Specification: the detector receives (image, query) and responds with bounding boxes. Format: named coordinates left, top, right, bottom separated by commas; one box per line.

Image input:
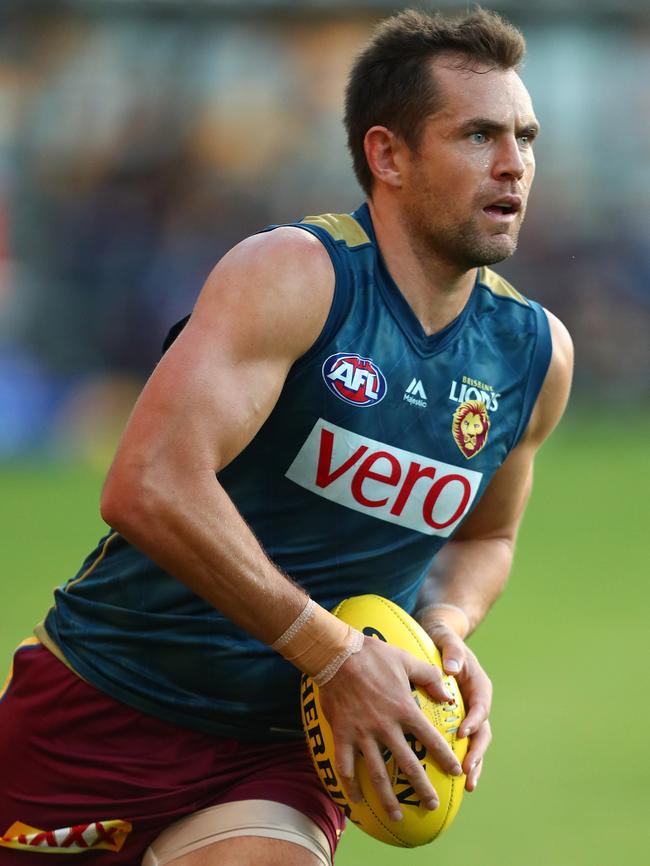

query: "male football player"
left=0, top=8, right=572, bottom=866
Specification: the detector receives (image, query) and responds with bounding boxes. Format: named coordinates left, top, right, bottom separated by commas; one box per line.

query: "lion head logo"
left=452, top=400, right=490, bottom=459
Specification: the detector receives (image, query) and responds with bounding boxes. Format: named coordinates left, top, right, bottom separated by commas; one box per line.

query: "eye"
left=469, top=131, right=488, bottom=145
left=517, top=130, right=537, bottom=147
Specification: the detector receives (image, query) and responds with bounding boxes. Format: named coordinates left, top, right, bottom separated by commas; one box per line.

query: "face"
left=461, top=412, right=484, bottom=450
left=399, top=56, right=539, bottom=270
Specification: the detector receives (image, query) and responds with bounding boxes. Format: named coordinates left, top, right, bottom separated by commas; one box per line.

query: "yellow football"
left=300, top=594, right=468, bottom=847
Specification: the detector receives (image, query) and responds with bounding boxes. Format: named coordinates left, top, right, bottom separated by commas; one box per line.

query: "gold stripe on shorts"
left=0, top=637, right=41, bottom=701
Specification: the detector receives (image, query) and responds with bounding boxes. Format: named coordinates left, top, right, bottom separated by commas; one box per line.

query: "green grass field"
left=1, top=412, right=646, bottom=865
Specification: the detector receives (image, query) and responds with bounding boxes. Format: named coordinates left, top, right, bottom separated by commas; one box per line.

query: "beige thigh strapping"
left=142, top=799, right=332, bottom=866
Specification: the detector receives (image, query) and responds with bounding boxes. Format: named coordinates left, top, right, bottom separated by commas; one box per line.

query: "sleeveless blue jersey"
left=40, top=203, right=551, bottom=740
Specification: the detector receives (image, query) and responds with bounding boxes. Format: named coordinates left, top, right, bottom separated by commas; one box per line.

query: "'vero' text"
left=286, top=420, right=482, bottom=537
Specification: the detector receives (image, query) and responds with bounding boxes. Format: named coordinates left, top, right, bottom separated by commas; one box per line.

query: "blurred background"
left=0, top=1, right=647, bottom=864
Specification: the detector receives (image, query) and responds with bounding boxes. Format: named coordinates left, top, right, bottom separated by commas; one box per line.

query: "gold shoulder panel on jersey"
left=301, top=213, right=371, bottom=248
left=480, top=267, right=529, bottom=306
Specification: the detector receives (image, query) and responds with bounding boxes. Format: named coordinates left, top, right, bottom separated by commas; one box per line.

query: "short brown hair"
left=344, top=7, right=526, bottom=195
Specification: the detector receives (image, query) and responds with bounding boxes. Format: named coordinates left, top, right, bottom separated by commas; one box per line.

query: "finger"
left=465, top=757, right=484, bottom=792
left=408, top=713, right=463, bottom=778
left=403, top=654, right=454, bottom=704
left=458, top=698, right=490, bottom=739
left=335, top=741, right=362, bottom=803
left=462, top=720, right=492, bottom=779
left=360, top=737, right=403, bottom=822
left=387, top=737, right=439, bottom=812
left=429, top=626, right=466, bottom=676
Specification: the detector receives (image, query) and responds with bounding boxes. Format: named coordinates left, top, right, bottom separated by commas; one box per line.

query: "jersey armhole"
left=510, top=302, right=553, bottom=448
left=258, top=222, right=353, bottom=377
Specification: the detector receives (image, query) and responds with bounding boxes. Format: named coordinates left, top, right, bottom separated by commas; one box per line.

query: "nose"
left=492, top=135, right=526, bottom=181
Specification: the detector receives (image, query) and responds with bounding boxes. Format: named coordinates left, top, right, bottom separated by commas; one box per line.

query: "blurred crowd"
left=0, top=2, right=648, bottom=460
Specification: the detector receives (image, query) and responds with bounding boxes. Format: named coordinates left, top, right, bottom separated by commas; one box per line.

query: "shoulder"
left=523, top=308, right=574, bottom=447
left=203, top=225, right=334, bottom=303
left=544, top=308, right=574, bottom=370
left=192, top=225, right=336, bottom=363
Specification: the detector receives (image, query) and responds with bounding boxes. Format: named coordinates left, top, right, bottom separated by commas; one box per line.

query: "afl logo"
left=322, top=353, right=387, bottom=407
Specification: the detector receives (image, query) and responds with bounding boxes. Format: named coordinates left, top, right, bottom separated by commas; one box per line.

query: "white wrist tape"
left=271, top=597, right=364, bottom=684
left=419, top=602, right=470, bottom=639
left=313, top=628, right=364, bottom=687
left=271, top=598, right=316, bottom=651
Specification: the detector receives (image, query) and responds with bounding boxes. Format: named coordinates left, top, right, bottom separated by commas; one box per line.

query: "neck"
left=367, top=197, right=477, bottom=336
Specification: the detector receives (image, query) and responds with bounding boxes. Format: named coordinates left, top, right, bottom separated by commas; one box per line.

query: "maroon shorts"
left=0, top=641, right=345, bottom=863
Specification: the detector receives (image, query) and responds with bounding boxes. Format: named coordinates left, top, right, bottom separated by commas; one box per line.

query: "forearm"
left=415, top=536, right=515, bottom=638
left=101, top=465, right=310, bottom=645
left=102, top=464, right=364, bottom=685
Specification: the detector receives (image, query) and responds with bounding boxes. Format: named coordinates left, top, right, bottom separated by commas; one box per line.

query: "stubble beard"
left=431, top=217, right=520, bottom=270
left=403, top=185, right=526, bottom=273
left=413, top=210, right=523, bottom=272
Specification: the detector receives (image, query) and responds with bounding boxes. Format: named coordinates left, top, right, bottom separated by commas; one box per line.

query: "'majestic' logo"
left=322, top=353, right=387, bottom=407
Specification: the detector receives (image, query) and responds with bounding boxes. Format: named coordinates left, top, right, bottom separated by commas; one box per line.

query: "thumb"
left=399, top=650, right=455, bottom=703
left=427, top=623, right=466, bottom=677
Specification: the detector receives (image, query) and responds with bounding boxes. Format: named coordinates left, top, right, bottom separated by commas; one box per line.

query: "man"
left=0, top=8, right=572, bottom=866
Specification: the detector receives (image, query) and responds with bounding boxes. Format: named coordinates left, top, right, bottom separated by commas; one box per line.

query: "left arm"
left=415, top=310, right=574, bottom=790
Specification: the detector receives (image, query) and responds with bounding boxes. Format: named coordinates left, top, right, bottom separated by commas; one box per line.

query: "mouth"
left=482, top=195, right=522, bottom=224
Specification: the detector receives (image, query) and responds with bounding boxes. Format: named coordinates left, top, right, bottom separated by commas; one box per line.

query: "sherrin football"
left=300, top=594, right=468, bottom=847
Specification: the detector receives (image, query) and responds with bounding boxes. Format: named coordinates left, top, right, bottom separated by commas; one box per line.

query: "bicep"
left=122, top=316, right=287, bottom=476
left=108, top=229, right=334, bottom=478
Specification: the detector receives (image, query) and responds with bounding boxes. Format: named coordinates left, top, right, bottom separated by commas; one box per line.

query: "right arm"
left=100, top=227, right=459, bottom=820
left=101, top=228, right=327, bottom=642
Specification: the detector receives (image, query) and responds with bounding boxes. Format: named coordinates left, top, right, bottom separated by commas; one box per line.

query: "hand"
left=317, top=636, right=464, bottom=822
left=423, top=620, right=493, bottom=792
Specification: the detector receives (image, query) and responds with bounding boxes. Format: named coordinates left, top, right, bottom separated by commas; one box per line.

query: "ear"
left=363, top=126, right=405, bottom=190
